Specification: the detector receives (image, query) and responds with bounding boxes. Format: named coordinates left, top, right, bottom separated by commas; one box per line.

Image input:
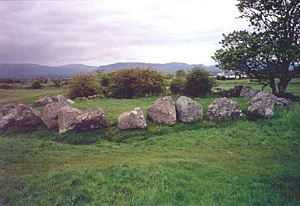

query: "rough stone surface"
left=58, top=106, right=82, bottom=133
left=0, top=113, right=16, bottom=130
left=32, top=97, right=54, bottom=107
left=0, top=104, right=42, bottom=130
left=76, top=108, right=108, bottom=131
left=175, top=96, right=202, bottom=123
left=147, top=96, right=176, bottom=125
left=207, top=98, right=241, bottom=122
left=2, top=103, right=16, bottom=116
left=42, top=101, right=68, bottom=129
left=248, top=91, right=291, bottom=117
left=240, top=86, right=260, bottom=97
left=13, top=104, right=43, bottom=127
left=118, top=108, right=147, bottom=130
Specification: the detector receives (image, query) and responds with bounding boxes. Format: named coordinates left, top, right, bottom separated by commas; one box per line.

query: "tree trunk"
left=277, top=77, right=290, bottom=94
left=269, top=77, right=277, bottom=94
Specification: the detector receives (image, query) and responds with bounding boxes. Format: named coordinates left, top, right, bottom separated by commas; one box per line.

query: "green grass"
left=0, top=80, right=300, bottom=205
left=0, top=88, right=66, bottom=109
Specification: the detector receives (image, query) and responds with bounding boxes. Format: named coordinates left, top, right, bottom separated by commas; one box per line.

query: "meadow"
left=0, top=79, right=299, bottom=205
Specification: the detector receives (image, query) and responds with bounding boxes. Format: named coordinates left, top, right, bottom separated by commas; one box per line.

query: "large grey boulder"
left=118, top=108, right=147, bottom=130
left=2, top=103, right=16, bottom=116
left=207, top=98, right=241, bottom=122
left=248, top=91, right=291, bottom=117
left=240, top=87, right=260, bottom=97
left=175, top=96, right=202, bottom=123
left=76, top=108, right=108, bottom=131
left=42, top=101, right=68, bottom=129
left=147, top=96, right=176, bottom=125
left=58, top=106, right=82, bottom=133
left=0, top=104, right=43, bottom=130
left=32, top=96, right=54, bottom=107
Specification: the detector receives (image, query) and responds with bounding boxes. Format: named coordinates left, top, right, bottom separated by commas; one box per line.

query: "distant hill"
left=0, top=64, right=97, bottom=78
left=0, top=62, right=220, bottom=78
left=98, top=62, right=221, bottom=74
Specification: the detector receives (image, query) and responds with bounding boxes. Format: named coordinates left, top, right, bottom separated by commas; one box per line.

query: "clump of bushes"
left=31, top=81, right=43, bottom=89
left=170, top=67, right=215, bottom=97
left=103, top=68, right=166, bottom=99
left=68, top=74, right=99, bottom=99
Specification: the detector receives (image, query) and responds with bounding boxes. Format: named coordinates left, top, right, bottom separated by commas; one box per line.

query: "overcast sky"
left=0, top=0, right=248, bottom=66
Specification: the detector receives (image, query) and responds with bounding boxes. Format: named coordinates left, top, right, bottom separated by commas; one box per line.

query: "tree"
left=185, top=67, right=214, bottom=97
left=212, top=0, right=300, bottom=94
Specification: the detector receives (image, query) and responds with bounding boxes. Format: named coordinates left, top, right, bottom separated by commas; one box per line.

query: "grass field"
left=0, top=79, right=300, bottom=205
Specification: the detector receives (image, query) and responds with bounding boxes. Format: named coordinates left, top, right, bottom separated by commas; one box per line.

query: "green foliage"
left=213, top=0, right=300, bottom=94
left=170, top=68, right=214, bottom=97
left=170, top=70, right=187, bottom=95
left=68, top=74, right=99, bottom=99
left=31, top=80, right=43, bottom=89
left=105, top=68, right=166, bottom=98
left=185, top=67, right=214, bottom=97
left=51, top=78, right=61, bottom=87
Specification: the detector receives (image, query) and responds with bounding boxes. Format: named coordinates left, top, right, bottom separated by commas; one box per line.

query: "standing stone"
left=76, top=108, right=108, bottom=131
left=58, top=106, right=82, bottom=133
left=2, top=103, right=16, bottom=116
left=118, top=107, right=147, bottom=130
left=175, top=96, right=202, bottom=123
left=147, top=96, right=176, bottom=125
left=207, top=97, right=241, bottom=122
left=42, top=101, right=68, bottom=129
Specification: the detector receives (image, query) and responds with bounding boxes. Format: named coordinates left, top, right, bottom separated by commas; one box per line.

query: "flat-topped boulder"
left=207, top=97, right=241, bottom=122
left=147, top=96, right=176, bottom=125
left=176, top=96, right=202, bottom=123
left=118, top=107, right=147, bottom=130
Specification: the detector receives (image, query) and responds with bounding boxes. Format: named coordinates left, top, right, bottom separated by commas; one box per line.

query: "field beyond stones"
left=0, top=79, right=300, bottom=205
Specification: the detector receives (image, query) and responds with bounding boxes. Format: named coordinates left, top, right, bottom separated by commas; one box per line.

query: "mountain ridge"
left=0, top=62, right=220, bottom=78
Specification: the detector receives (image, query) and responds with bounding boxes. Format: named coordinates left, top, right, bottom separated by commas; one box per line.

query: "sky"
left=0, top=0, right=248, bottom=66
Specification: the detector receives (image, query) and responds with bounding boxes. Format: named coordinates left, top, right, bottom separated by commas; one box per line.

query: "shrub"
left=105, top=68, right=166, bottom=98
left=31, top=81, right=43, bottom=89
left=52, top=78, right=61, bottom=87
left=170, top=70, right=187, bottom=95
left=185, top=67, right=214, bottom=97
left=68, top=74, right=99, bottom=99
